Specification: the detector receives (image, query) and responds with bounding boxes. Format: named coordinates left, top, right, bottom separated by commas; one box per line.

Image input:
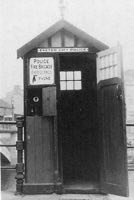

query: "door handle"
left=118, top=94, right=123, bottom=101
left=116, top=85, right=123, bottom=101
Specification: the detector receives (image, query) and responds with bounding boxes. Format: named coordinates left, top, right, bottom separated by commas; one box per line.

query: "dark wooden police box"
left=17, top=20, right=128, bottom=196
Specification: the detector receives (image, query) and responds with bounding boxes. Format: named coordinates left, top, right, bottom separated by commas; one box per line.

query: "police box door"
left=58, top=54, right=99, bottom=189
left=97, top=45, right=129, bottom=196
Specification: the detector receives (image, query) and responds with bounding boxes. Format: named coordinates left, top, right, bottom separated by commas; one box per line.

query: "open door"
left=97, top=45, right=129, bottom=196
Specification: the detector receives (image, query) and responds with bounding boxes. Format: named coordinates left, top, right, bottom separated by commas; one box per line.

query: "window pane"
left=67, top=71, right=73, bottom=80
left=74, top=71, right=81, bottom=80
left=60, top=81, right=66, bottom=90
left=67, top=81, right=73, bottom=90
left=74, top=81, right=82, bottom=90
left=60, top=72, right=66, bottom=80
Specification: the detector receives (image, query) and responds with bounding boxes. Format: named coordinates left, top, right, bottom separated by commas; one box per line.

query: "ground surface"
left=1, top=171, right=134, bottom=200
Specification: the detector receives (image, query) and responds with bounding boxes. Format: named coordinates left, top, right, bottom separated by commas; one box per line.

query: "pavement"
left=1, top=192, right=134, bottom=200
left=1, top=171, right=134, bottom=200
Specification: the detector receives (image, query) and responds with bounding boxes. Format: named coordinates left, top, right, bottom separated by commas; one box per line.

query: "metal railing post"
left=15, top=116, right=24, bottom=194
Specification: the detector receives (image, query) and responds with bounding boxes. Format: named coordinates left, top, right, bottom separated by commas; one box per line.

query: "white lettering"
left=37, top=48, right=89, bottom=53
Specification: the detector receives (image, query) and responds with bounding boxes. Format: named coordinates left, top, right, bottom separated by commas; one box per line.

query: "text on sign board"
left=29, top=57, right=54, bottom=85
left=37, top=47, right=89, bottom=53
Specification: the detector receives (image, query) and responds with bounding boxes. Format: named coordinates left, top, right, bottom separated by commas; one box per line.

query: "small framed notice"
left=29, top=57, right=54, bottom=85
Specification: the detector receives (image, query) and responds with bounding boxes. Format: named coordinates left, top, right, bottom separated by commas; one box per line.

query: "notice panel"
left=29, top=57, right=54, bottom=85
left=38, top=47, right=89, bottom=53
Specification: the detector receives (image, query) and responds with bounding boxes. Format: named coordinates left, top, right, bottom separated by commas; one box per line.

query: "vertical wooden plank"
left=53, top=116, right=60, bottom=186
left=34, top=116, right=43, bottom=183
left=48, top=37, right=51, bottom=47
left=42, top=87, right=56, bottom=116
left=42, top=87, right=49, bottom=115
left=24, top=57, right=28, bottom=182
left=74, top=35, right=78, bottom=47
left=26, top=117, right=36, bottom=183
left=49, top=87, right=57, bottom=116
left=97, top=55, right=100, bottom=83
left=61, top=29, right=65, bottom=47
left=64, top=31, right=75, bottom=47
left=51, top=32, right=62, bottom=47
left=55, top=55, right=63, bottom=188
left=42, top=117, right=54, bottom=182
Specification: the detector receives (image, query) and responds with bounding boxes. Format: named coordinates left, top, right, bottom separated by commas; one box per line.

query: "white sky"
left=0, top=0, right=134, bottom=98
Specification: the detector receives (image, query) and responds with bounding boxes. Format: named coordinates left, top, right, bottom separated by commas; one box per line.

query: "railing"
left=0, top=120, right=134, bottom=194
left=126, top=123, right=134, bottom=171
left=0, top=116, right=24, bottom=194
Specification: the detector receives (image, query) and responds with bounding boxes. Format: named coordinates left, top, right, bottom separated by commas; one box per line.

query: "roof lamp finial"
left=59, top=0, right=66, bottom=19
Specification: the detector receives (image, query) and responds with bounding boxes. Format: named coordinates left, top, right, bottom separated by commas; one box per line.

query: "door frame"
left=56, top=52, right=101, bottom=193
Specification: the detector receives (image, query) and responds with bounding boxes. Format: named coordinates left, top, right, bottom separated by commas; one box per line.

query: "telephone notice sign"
left=29, top=57, right=54, bottom=85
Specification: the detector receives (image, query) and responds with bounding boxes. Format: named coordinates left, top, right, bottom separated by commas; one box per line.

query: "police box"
left=17, top=20, right=128, bottom=196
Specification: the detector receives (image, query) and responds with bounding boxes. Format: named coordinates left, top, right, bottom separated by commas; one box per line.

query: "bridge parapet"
left=0, top=117, right=25, bottom=194
left=0, top=121, right=17, bottom=165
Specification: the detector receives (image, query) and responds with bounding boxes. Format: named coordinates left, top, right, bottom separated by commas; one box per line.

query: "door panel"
left=98, top=78, right=128, bottom=196
left=26, top=116, right=54, bottom=183
left=42, top=86, right=57, bottom=116
left=97, top=46, right=128, bottom=196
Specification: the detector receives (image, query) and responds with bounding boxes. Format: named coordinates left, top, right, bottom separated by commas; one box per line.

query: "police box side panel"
left=23, top=52, right=58, bottom=193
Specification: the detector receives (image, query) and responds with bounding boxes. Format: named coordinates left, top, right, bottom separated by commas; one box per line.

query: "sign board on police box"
left=37, top=47, right=89, bottom=53
left=29, top=57, right=54, bottom=85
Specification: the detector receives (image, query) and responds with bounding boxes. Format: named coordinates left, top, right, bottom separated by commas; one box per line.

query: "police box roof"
left=17, top=19, right=108, bottom=59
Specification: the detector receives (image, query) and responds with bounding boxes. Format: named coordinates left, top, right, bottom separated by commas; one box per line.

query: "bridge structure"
left=0, top=118, right=24, bottom=194
left=0, top=122, right=17, bottom=166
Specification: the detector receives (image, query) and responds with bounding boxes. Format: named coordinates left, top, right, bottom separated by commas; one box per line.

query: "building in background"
left=0, top=87, right=22, bottom=167
left=0, top=85, right=23, bottom=122
left=125, top=70, right=134, bottom=123
left=0, top=99, right=13, bottom=121
left=124, top=69, right=134, bottom=166
left=3, top=85, right=23, bottom=116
